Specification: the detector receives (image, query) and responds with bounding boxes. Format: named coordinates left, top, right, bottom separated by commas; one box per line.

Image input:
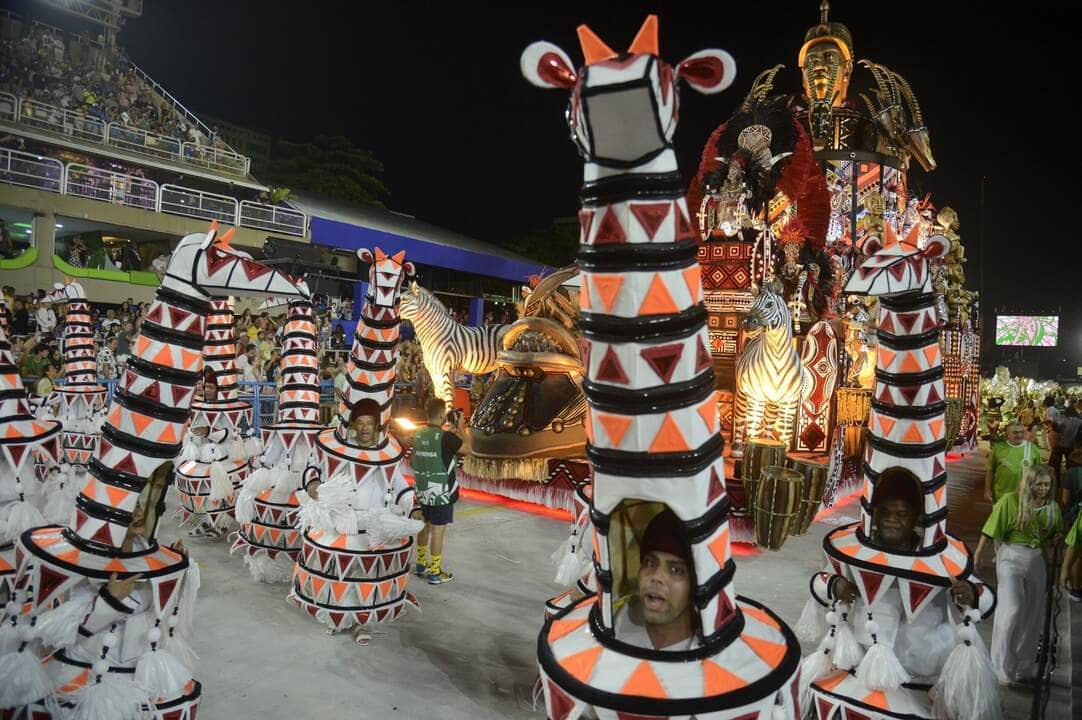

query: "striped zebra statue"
left=399, top=283, right=507, bottom=408
left=732, top=279, right=802, bottom=456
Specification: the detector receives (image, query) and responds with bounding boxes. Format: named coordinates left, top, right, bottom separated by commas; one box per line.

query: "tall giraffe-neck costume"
left=523, top=16, right=802, bottom=718
left=40, top=281, right=108, bottom=467
left=0, top=223, right=306, bottom=718
left=174, top=294, right=256, bottom=531
left=290, top=248, right=422, bottom=632
left=0, top=305, right=61, bottom=597
left=233, top=288, right=326, bottom=583
left=799, top=225, right=997, bottom=720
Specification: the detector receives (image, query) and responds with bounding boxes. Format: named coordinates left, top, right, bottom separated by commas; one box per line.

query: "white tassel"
left=4, top=500, right=46, bottom=542
left=365, top=510, right=423, bottom=546
left=856, top=641, right=910, bottom=691
left=235, top=467, right=273, bottom=525
left=164, top=632, right=198, bottom=668
left=267, top=469, right=299, bottom=504
left=795, top=597, right=828, bottom=644
left=65, top=672, right=150, bottom=720
left=798, top=639, right=835, bottom=712
left=198, top=443, right=218, bottom=464
left=208, top=461, right=232, bottom=502
left=0, top=619, right=19, bottom=655
left=135, top=647, right=190, bottom=698
left=831, top=605, right=864, bottom=670
left=34, top=592, right=95, bottom=649
left=229, top=435, right=246, bottom=461
left=244, top=434, right=263, bottom=459
left=931, top=613, right=1002, bottom=720
left=0, top=647, right=55, bottom=707
left=43, top=482, right=77, bottom=526
left=176, top=562, right=200, bottom=640
left=180, top=440, right=199, bottom=463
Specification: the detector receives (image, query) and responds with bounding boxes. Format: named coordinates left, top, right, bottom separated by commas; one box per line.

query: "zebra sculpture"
left=398, top=283, right=506, bottom=408
left=732, top=279, right=803, bottom=456
left=0, top=223, right=306, bottom=717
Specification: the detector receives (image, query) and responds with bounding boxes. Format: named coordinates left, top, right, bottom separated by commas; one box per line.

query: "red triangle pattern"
left=695, top=337, right=713, bottom=374
left=926, top=384, right=942, bottom=403
left=167, top=306, right=191, bottom=329
left=629, top=202, right=671, bottom=240
left=360, top=556, right=377, bottom=574
left=375, top=608, right=389, bottom=623
left=37, top=564, right=69, bottom=602
left=145, top=304, right=164, bottom=326
left=114, top=453, right=138, bottom=476
left=74, top=509, right=89, bottom=531
left=140, top=381, right=161, bottom=404
left=204, top=245, right=235, bottom=276
left=816, top=697, right=838, bottom=720
left=171, top=384, right=191, bottom=406
left=593, top=207, right=626, bottom=245
left=932, top=457, right=945, bottom=476
left=547, top=680, right=577, bottom=720
left=596, top=346, right=629, bottom=385
left=157, top=578, right=179, bottom=611
left=897, top=312, right=920, bottom=333
left=714, top=590, right=736, bottom=631
left=908, top=580, right=934, bottom=611
left=858, top=569, right=885, bottom=603
left=578, top=209, right=594, bottom=242
left=329, top=611, right=345, bottom=627
left=899, top=386, right=920, bottom=405
left=706, top=466, right=725, bottom=505
left=240, top=258, right=272, bottom=282
left=878, top=312, right=895, bottom=334
left=90, top=522, right=115, bottom=546
left=316, top=549, right=331, bottom=569
left=674, top=202, right=694, bottom=241
left=640, top=343, right=683, bottom=384
left=337, top=554, right=351, bottom=574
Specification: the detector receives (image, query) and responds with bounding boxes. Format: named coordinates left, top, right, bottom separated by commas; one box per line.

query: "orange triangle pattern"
left=548, top=616, right=589, bottom=643
left=741, top=605, right=780, bottom=631
left=898, top=352, right=923, bottom=373
left=579, top=274, right=591, bottom=311
left=923, top=344, right=941, bottom=366
left=877, top=415, right=896, bottom=437
left=744, top=635, right=788, bottom=668
left=681, top=265, right=701, bottom=301
left=928, top=418, right=944, bottom=439
left=864, top=691, right=889, bottom=709
left=622, top=660, right=668, bottom=698
left=902, top=423, right=925, bottom=443
left=708, top=527, right=729, bottom=567
left=942, top=554, right=963, bottom=576
left=877, top=347, right=896, bottom=368
left=703, top=659, right=747, bottom=695
left=911, top=558, right=938, bottom=575
left=639, top=274, right=680, bottom=316
left=596, top=413, right=632, bottom=448
left=697, top=394, right=718, bottom=433
left=561, top=645, right=603, bottom=683
left=816, top=670, right=848, bottom=692
left=649, top=413, right=689, bottom=453
left=592, top=274, right=624, bottom=314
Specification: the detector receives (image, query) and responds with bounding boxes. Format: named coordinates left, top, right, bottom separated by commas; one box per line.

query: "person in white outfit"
left=974, top=463, right=1063, bottom=685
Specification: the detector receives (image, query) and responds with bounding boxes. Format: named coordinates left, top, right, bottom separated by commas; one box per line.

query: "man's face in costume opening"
left=802, top=40, right=850, bottom=106
left=874, top=497, right=918, bottom=549
left=638, top=550, right=692, bottom=627
left=352, top=414, right=378, bottom=447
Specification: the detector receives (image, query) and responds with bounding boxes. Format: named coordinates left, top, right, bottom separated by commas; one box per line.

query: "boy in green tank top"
left=412, top=397, right=464, bottom=584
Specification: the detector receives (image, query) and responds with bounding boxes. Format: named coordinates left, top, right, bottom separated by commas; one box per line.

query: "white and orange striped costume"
left=0, top=223, right=306, bottom=719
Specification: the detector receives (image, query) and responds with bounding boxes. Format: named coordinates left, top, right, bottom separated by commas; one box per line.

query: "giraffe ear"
left=403, top=262, right=416, bottom=279
left=522, top=41, right=577, bottom=89
left=922, top=234, right=950, bottom=259
left=677, top=49, right=737, bottom=94
left=358, top=248, right=373, bottom=264
left=861, top=236, right=883, bottom=257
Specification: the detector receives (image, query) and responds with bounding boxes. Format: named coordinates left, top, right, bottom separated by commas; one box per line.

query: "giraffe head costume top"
left=0, top=222, right=307, bottom=716
left=524, top=16, right=802, bottom=719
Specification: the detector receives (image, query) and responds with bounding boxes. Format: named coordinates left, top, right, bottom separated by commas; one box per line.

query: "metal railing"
left=182, top=141, right=250, bottom=176
left=65, top=164, right=159, bottom=211
left=21, top=99, right=106, bottom=143
left=160, top=183, right=239, bottom=224
left=239, top=200, right=306, bottom=237
left=0, top=94, right=250, bottom=178
left=0, top=147, right=307, bottom=238
left=106, top=122, right=182, bottom=161
left=0, top=91, right=15, bottom=122
left=0, top=147, right=63, bottom=192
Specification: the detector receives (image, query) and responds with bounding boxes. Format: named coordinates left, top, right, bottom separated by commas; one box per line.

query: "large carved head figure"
left=360, top=247, right=415, bottom=309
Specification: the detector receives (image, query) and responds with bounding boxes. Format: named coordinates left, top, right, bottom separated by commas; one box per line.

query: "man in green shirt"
left=412, top=398, right=464, bottom=585
left=984, top=422, right=1040, bottom=502
left=1061, top=511, right=1082, bottom=602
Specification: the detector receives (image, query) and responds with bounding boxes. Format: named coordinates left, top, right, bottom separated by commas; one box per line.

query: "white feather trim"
left=176, top=562, right=200, bottom=640
left=163, top=632, right=198, bottom=668
left=244, top=435, right=263, bottom=460
left=135, top=648, right=190, bottom=698
left=289, top=443, right=311, bottom=473
left=362, top=510, right=423, bottom=546
left=208, top=461, right=232, bottom=502
left=180, top=440, right=200, bottom=463
left=34, top=591, right=95, bottom=649
left=64, top=672, right=150, bottom=720
left=243, top=553, right=295, bottom=584
left=798, top=642, right=835, bottom=716
left=198, top=443, right=218, bottom=464
left=267, top=469, right=299, bottom=504
left=228, top=435, right=246, bottom=462
left=0, top=647, right=55, bottom=707
left=296, top=472, right=355, bottom=533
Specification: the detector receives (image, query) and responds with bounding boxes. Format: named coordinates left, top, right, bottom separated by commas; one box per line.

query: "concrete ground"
left=159, top=449, right=1076, bottom=719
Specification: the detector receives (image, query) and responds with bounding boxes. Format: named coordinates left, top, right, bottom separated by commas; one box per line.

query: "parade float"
left=687, top=1, right=980, bottom=546
left=524, top=15, right=802, bottom=719
left=0, top=223, right=305, bottom=719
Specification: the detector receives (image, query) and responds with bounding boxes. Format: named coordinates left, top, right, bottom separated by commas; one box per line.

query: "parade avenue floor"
left=160, top=451, right=1077, bottom=719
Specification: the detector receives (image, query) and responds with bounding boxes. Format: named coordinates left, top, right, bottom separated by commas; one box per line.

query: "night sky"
left=9, top=1, right=1079, bottom=377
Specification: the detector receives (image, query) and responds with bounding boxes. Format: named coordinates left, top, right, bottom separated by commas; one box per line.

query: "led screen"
left=995, top=316, right=1059, bottom=347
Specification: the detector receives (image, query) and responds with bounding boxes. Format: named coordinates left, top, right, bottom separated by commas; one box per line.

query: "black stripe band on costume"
left=102, top=424, right=180, bottom=458
left=584, top=371, right=716, bottom=414
left=114, top=388, right=191, bottom=424
left=876, top=366, right=944, bottom=385
left=685, top=495, right=731, bottom=544
left=879, top=293, right=935, bottom=312
left=581, top=305, right=707, bottom=344
left=580, top=171, right=685, bottom=206
left=88, top=458, right=147, bottom=493
left=865, top=464, right=948, bottom=494
left=589, top=433, right=724, bottom=477
left=154, top=287, right=212, bottom=315
left=578, top=241, right=699, bottom=273
left=877, top=328, right=940, bottom=351
left=359, top=316, right=400, bottom=330
left=870, top=399, right=947, bottom=420
left=694, top=558, right=736, bottom=608
left=140, top=322, right=205, bottom=350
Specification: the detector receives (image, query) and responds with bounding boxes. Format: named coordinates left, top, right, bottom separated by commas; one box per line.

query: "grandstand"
left=0, top=1, right=544, bottom=318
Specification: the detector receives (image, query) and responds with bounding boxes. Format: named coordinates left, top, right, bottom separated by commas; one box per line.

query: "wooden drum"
left=945, top=397, right=962, bottom=450
left=787, top=456, right=829, bottom=535
left=741, top=438, right=788, bottom=506
left=836, top=388, right=872, bottom=426
left=753, top=466, right=803, bottom=550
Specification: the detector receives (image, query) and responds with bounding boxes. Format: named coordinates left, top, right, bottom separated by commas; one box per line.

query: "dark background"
left=7, top=1, right=1078, bottom=380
